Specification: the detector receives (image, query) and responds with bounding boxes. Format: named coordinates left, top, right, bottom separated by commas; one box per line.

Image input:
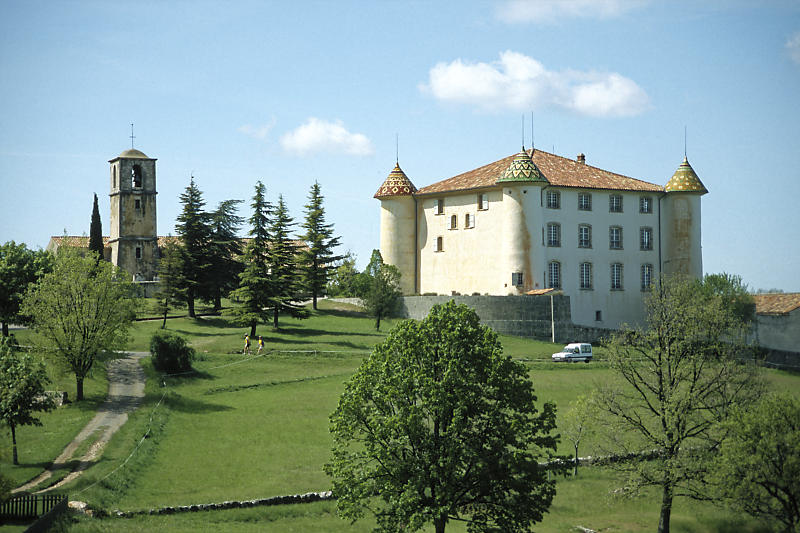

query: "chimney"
left=577, top=153, right=586, bottom=164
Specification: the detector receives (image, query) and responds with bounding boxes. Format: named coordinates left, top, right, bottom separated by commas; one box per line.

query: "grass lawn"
left=3, top=299, right=795, bottom=532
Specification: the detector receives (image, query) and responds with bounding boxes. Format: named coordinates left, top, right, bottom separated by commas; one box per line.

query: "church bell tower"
left=108, top=148, right=158, bottom=280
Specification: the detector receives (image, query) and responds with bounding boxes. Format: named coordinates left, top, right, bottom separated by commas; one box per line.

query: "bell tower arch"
left=108, top=148, right=158, bottom=280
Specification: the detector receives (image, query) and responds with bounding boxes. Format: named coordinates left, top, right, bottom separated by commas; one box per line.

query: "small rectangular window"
left=578, top=193, right=592, bottom=211
left=465, top=213, right=474, bottom=228
left=609, top=226, right=623, bottom=250
left=578, top=224, right=592, bottom=248
left=450, top=215, right=458, bottom=230
left=609, top=194, right=623, bottom=213
left=641, top=263, right=654, bottom=291
left=512, top=272, right=523, bottom=286
left=547, top=223, right=561, bottom=247
left=548, top=262, right=561, bottom=289
left=135, top=199, right=141, bottom=210
left=435, top=236, right=443, bottom=252
left=595, top=310, right=602, bottom=322
left=640, top=227, right=653, bottom=251
left=435, top=199, right=444, bottom=215
left=611, top=263, right=624, bottom=290
left=580, top=262, right=593, bottom=290
left=640, top=196, right=653, bottom=214
left=478, top=194, right=489, bottom=211
left=546, top=190, right=560, bottom=209
left=135, top=247, right=142, bottom=259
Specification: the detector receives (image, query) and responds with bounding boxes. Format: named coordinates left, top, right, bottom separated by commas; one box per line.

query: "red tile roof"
left=753, top=293, right=800, bottom=315
left=415, top=149, right=663, bottom=196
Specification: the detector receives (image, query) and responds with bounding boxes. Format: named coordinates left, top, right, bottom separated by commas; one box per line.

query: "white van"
left=552, top=343, right=593, bottom=363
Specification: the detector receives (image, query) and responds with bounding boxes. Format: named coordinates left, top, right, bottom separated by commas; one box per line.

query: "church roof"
left=496, top=149, right=548, bottom=184
left=118, top=148, right=150, bottom=159
left=753, top=293, right=800, bottom=315
left=374, top=163, right=418, bottom=199
left=665, top=157, right=707, bottom=194
left=415, top=149, right=663, bottom=196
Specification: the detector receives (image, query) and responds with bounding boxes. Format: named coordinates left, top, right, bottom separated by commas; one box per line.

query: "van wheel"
left=584, top=359, right=590, bottom=363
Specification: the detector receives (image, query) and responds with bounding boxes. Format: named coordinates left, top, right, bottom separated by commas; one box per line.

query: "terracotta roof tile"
left=753, top=293, right=800, bottom=315
left=415, top=149, right=663, bottom=196
left=49, top=236, right=111, bottom=248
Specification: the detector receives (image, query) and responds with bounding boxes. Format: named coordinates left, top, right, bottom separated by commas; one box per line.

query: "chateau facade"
left=375, top=148, right=707, bottom=329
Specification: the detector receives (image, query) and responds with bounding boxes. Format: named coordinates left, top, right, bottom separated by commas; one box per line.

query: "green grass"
left=3, top=300, right=796, bottom=532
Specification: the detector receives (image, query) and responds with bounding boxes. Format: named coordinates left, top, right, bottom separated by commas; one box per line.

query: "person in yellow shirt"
left=257, top=336, right=264, bottom=354
left=243, top=334, right=251, bottom=355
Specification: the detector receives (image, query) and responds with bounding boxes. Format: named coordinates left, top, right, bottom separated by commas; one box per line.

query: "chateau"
left=375, top=147, right=707, bottom=329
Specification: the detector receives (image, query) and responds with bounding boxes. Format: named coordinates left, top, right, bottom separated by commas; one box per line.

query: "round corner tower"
left=661, top=157, right=707, bottom=279
left=375, top=163, right=417, bottom=295
left=108, top=148, right=158, bottom=281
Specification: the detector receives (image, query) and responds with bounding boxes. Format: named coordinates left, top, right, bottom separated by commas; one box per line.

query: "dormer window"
left=132, top=165, right=142, bottom=188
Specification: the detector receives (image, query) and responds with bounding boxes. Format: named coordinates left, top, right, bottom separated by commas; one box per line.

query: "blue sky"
left=1, top=0, right=799, bottom=291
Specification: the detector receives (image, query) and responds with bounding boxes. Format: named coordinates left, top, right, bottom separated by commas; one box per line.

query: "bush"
left=149, top=331, right=195, bottom=373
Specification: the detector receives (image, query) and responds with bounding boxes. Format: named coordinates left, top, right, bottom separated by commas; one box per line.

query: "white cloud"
left=787, top=31, right=800, bottom=65
left=238, top=119, right=276, bottom=141
left=420, top=50, right=649, bottom=117
left=496, top=0, right=648, bottom=24
left=280, top=118, right=373, bottom=156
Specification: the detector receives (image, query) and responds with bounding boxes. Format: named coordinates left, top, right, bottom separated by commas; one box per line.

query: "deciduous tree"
left=0, top=241, right=52, bottom=337
left=299, top=181, right=342, bottom=310
left=362, top=250, right=401, bottom=331
left=711, top=393, right=800, bottom=533
left=561, top=394, right=594, bottom=476
left=594, top=274, right=764, bottom=533
left=21, top=250, right=138, bottom=401
left=326, top=301, right=560, bottom=533
left=0, top=337, right=55, bottom=464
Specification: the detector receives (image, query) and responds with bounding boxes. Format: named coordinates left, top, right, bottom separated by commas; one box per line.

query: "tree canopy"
left=299, top=181, right=342, bottom=310
left=88, top=193, right=104, bottom=260
left=207, top=199, right=243, bottom=311
left=21, top=250, right=138, bottom=401
left=595, top=274, right=764, bottom=533
left=326, top=300, right=560, bottom=533
left=0, top=241, right=52, bottom=337
left=175, top=177, right=212, bottom=317
left=152, top=239, right=187, bottom=329
left=361, top=250, right=401, bottom=331
left=265, top=195, right=308, bottom=328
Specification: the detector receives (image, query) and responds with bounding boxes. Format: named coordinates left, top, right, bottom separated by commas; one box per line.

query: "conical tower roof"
left=374, top=163, right=417, bottom=199
left=665, top=157, right=707, bottom=193
left=496, top=148, right=548, bottom=185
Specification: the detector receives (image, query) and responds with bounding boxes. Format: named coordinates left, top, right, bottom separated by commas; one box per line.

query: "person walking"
left=257, top=335, right=264, bottom=354
left=243, top=334, right=251, bottom=355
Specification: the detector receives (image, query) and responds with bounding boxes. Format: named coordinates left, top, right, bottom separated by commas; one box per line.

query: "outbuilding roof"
left=753, top=293, right=800, bottom=315
left=415, top=149, right=663, bottom=196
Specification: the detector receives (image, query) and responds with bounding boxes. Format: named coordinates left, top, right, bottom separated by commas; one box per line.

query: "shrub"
left=149, top=331, right=195, bottom=374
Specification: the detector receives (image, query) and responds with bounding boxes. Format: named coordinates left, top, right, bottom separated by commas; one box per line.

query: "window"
left=135, top=246, right=142, bottom=260
left=640, top=196, right=653, bottom=214
left=640, top=227, right=653, bottom=250
left=435, top=236, right=443, bottom=252
left=465, top=213, right=474, bottom=229
left=450, top=215, right=458, bottom=230
left=611, top=263, right=623, bottom=290
left=595, top=310, right=602, bottom=322
left=547, top=223, right=561, bottom=247
left=641, top=263, right=654, bottom=291
left=578, top=224, right=592, bottom=248
left=132, top=165, right=142, bottom=188
left=546, top=190, right=560, bottom=209
left=478, top=194, right=488, bottom=210
left=135, top=199, right=141, bottom=210
left=580, top=262, right=593, bottom=290
left=609, top=194, right=623, bottom=213
left=578, top=193, right=592, bottom=211
left=512, top=272, right=523, bottom=286
left=434, top=199, right=444, bottom=215
left=609, top=226, right=623, bottom=249
left=548, top=261, right=561, bottom=289
left=112, top=167, right=117, bottom=189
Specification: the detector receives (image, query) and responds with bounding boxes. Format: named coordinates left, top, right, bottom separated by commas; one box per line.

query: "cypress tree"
left=88, top=193, right=104, bottom=260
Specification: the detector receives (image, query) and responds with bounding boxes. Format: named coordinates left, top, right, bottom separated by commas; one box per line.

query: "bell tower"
left=108, top=148, right=158, bottom=280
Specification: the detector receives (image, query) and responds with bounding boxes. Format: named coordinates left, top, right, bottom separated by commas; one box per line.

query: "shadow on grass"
left=163, top=393, right=233, bottom=414
left=275, top=324, right=383, bottom=338
left=162, top=369, right=216, bottom=382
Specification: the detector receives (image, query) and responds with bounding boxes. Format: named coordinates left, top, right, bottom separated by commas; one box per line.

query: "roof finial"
left=396, top=132, right=399, bottom=165
left=684, top=125, right=687, bottom=159
left=531, top=111, right=535, bottom=154
left=521, top=114, right=525, bottom=150
left=130, top=123, right=136, bottom=149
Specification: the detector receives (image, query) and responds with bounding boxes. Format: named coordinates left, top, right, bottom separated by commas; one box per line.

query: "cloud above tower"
left=280, top=118, right=374, bottom=156
left=420, top=51, right=650, bottom=118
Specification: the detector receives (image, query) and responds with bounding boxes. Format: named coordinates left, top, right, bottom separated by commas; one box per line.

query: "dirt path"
left=14, top=351, right=148, bottom=493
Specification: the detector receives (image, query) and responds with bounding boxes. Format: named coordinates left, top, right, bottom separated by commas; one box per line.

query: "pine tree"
left=88, top=193, right=104, bottom=260
left=152, top=239, right=187, bottom=329
left=299, top=182, right=342, bottom=310
left=175, top=177, right=212, bottom=318
left=230, top=182, right=273, bottom=337
left=266, top=195, right=309, bottom=328
left=208, top=199, right=243, bottom=311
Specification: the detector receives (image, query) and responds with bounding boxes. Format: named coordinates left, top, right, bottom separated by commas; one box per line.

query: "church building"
left=375, top=147, right=707, bottom=329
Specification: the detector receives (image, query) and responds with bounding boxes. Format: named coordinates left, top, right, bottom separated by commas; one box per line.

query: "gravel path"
left=14, top=351, right=148, bottom=493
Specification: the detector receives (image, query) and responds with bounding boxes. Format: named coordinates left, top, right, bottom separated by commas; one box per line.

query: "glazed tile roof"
left=665, top=157, right=707, bottom=193
left=415, top=149, right=663, bottom=195
left=374, top=163, right=417, bottom=199
left=753, top=293, right=800, bottom=315
left=496, top=149, right=548, bottom=184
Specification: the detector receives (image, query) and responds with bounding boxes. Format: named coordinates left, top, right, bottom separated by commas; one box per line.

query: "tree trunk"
left=11, top=423, right=18, bottom=465
left=574, top=444, right=579, bottom=476
left=1, top=321, right=8, bottom=337
left=273, top=307, right=279, bottom=329
left=214, top=291, right=222, bottom=312
left=162, top=310, right=168, bottom=329
left=434, top=514, right=446, bottom=533
left=312, top=292, right=318, bottom=310
left=375, top=314, right=381, bottom=331
left=76, top=376, right=85, bottom=402
left=187, top=289, right=196, bottom=318
left=658, top=483, right=673, bottom=533
left=250, top=322, right=257, bottom=338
